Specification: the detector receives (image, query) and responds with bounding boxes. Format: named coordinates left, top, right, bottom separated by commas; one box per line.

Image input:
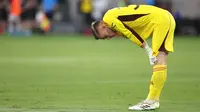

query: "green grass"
left=0, top=35, right=200, bottom=112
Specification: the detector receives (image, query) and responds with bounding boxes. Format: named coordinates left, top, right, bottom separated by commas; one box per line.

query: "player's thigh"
left=152, top=23, right=170, bottom=56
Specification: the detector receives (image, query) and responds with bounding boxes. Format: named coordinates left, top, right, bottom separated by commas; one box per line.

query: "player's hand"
left=143, top=42, right=157, bottom=66
left=145, top=45, right=157, bottom=66
left=149, top=55, right=157, bottom=66
left=146, top=48, right=157, bottom=66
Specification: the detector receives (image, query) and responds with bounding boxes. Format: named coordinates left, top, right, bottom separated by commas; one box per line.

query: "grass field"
left=0, top=35, right=200, bottom=112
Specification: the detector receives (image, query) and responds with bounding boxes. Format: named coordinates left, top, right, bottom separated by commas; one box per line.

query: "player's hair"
left=91, top=21, right=101, bottom=40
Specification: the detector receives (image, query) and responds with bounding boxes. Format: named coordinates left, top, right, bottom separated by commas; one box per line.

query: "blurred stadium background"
left=0, top=0, right=200, bottom=112
left=0, top=0, right=200, bottom=35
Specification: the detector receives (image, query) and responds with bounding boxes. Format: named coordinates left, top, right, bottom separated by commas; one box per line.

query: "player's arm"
left=111, top=18, right=143, bottom=47
left=111, top=19, right=157, bottom=65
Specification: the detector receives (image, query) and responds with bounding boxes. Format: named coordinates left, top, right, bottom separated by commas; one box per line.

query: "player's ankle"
left=145, top=99, right=156, bottom=102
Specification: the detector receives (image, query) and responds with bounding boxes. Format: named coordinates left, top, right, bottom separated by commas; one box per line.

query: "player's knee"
left=156, top=51, right=167, bottom=65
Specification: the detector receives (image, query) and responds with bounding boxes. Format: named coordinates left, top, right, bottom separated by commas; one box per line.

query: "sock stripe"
left=153, top=65, right=167, bottom=68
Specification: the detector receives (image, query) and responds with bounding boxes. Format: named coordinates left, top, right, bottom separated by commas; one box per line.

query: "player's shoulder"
left=103, top=5, right=142, bottom=18
left=103, top=6, right=127, bottom=21
left=104, top=7, right=118, bottom=17
left=103, top=8, right=117, bottom=23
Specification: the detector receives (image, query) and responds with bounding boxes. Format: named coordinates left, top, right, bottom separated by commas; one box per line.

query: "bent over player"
left=91, top=5, right=176, bottom=111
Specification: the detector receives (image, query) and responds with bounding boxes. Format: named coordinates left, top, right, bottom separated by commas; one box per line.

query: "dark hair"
left=91, top=21, right=101, bottom=40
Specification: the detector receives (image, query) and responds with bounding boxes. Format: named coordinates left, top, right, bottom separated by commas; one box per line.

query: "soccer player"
left=91, top=5, right=175, bottom=110
left=8, top=0, right=22, bottom=34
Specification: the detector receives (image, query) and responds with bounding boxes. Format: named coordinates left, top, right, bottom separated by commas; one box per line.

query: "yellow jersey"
left=103, top=5, right=173, bottom=47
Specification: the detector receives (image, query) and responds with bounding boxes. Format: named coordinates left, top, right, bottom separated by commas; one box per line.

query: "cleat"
left=129, top=100, right=159, bottom=111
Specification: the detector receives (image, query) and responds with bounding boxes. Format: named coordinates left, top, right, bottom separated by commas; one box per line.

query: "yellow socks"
left=147, top=65, right=167, bottom=101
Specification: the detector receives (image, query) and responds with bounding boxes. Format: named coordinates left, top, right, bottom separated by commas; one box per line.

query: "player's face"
left=97, top=23, right=117, bottom=40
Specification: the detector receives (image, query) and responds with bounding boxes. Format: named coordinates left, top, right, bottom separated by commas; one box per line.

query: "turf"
left=0, top=35, right=199, bottom=112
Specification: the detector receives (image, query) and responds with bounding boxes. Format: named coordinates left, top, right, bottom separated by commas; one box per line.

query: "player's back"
left=103, top=5, right=170, bottom=24
left=103, top=5, right=171, bottom=39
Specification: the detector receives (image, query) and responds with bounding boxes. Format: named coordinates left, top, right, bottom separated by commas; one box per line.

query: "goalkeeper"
left=91, top=5, right=175, bottom=111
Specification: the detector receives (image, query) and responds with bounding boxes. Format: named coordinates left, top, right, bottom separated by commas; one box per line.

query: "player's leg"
left=129, top=31, right=169, bottom=111
left=148, top=13, right=176, bottom=101
left=8, top=14, right=15, bottom=33
left=147, top=46, right=168, bottom=102
left=128, top=31, right=169, bottom=111
left=8, top=14, right=21, bottom=34
left=129, top=12, right=175, bottom=111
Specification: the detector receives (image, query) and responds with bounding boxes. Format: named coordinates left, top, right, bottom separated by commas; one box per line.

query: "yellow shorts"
left=152, top=11, right=176, bottom=56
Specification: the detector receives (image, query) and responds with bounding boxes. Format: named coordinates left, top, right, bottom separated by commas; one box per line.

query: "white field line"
left=0, top=57, right=129, bottom=64
left=0, top=57, right=92, bottom=63
left=0, top=108, right=119, bottom=112
left=0, top=100, right=200, bottom=112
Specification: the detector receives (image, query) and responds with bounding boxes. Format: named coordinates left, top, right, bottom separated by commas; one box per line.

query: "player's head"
left=91, top=21, right=117, bottom=40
